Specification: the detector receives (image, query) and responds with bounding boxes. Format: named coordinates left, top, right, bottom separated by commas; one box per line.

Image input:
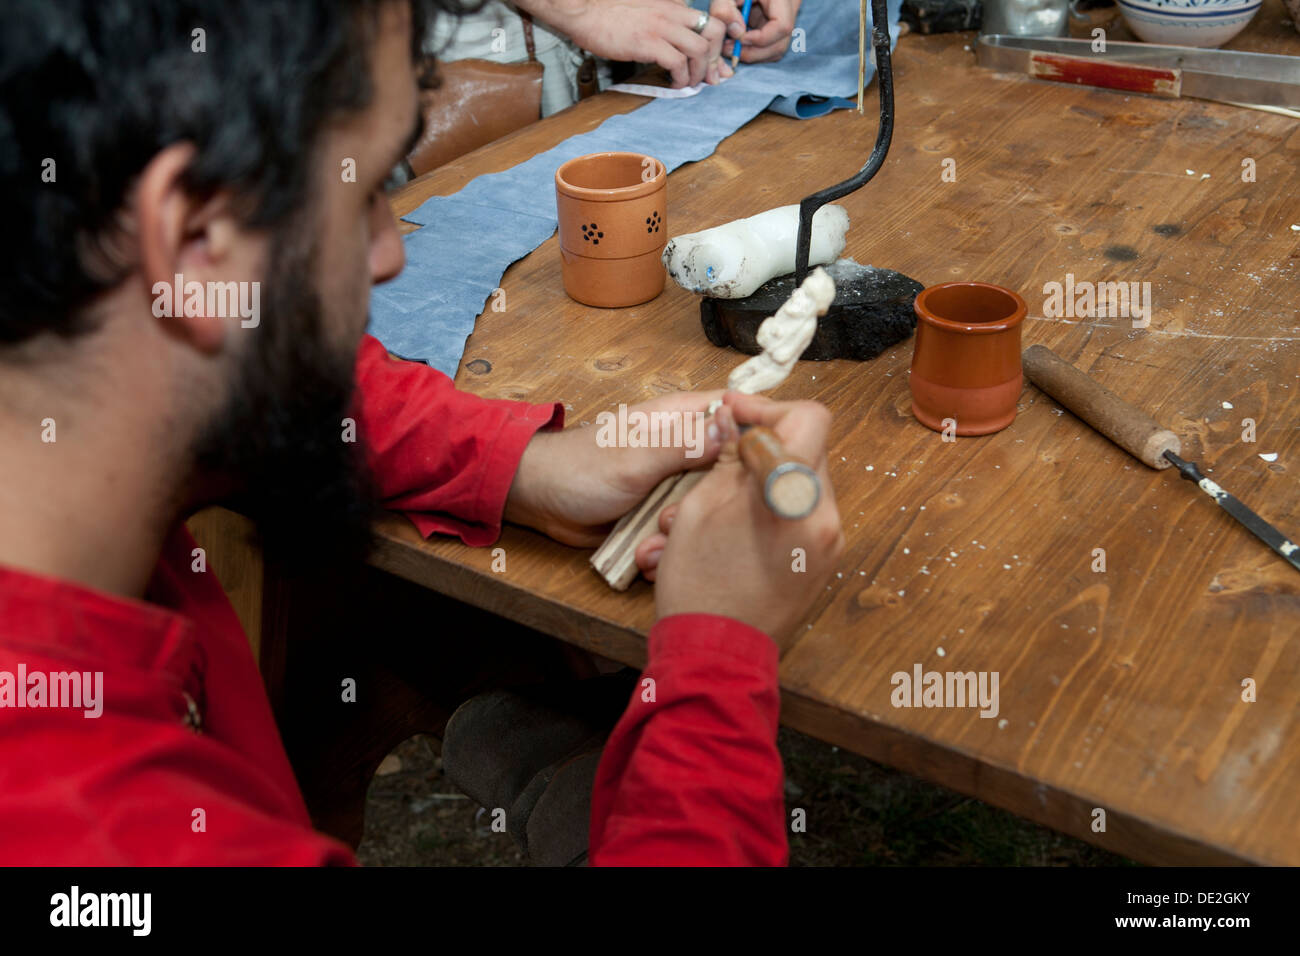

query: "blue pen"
left=730, top=0, right=754, bottom=68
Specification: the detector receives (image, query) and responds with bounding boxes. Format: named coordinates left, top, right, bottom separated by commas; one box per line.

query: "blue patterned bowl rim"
left=1119, top=0, right=1259, bottom=8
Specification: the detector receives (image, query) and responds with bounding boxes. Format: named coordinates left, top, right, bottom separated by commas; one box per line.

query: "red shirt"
left=0, top=335, right=786, bottom=866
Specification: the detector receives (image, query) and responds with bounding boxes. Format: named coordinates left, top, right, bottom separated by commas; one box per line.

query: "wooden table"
left=199, top=4, right=1300, bottom=862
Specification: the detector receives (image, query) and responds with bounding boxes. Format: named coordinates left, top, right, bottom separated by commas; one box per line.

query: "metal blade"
left=1215, top=493, right=1300, bottom=574
left=1164, top=453, right=1300, bottom=575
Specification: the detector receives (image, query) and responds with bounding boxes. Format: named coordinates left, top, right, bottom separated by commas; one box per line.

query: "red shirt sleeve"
left=351, top=334, right=564, bottom=545
left=589, top=614, right=788, bottom=866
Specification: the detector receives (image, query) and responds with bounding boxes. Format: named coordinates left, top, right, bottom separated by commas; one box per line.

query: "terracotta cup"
left=909, top=282, right=1027, bottom=436
left=554, top=152, right=667, bottom=308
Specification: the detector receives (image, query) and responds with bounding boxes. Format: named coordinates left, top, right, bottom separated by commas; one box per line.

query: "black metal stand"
left=700, top=0, right=917, bottom=364
left=793, top=0, right=895, bottom=284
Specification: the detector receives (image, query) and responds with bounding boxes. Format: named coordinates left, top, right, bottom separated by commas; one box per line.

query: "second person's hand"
left=710, top=0, right=801, bottom=63
left=549, top=0, right=734, bottom=87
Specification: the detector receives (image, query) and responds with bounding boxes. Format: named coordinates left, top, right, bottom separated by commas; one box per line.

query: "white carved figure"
left=727, top=267, right=836, bottom=395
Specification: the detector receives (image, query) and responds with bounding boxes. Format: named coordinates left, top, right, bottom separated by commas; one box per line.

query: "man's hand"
left=711, top=0, right=801, bottom=63
left=505, top=391, right=725, bottom=547
left=530, top=0, right=733, bottom=87
left=635, top=392, right=843, bottom=647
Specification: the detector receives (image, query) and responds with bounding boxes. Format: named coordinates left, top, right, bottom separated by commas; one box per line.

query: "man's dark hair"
left=0, top=0, right=465, bottom=345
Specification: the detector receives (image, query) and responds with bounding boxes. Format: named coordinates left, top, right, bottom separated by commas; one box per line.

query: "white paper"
left=606, top=81, right=706, bottom=99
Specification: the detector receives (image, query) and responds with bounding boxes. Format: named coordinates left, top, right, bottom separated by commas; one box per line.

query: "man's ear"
left=134, top=142, right=241, bottom=354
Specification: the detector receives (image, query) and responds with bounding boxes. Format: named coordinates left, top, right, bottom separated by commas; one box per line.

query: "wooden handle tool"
left=740, top=425, right=821, bottom=519
left=1021, top=345, right=1300, bottom=575
left=589, top=426, right=823, bottom=590
left=1022, top=344, right=1181, bottom=469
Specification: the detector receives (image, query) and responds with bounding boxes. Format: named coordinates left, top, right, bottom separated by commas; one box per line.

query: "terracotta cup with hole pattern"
left=555, top=152, right=667, bottom=308
left=910, top=282, right=1027, bottom=436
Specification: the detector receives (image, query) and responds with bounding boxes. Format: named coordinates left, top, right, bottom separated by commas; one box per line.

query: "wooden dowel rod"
left=858, top=0, right=867, bottom=114
left=590, top=471, right=704, bottom=591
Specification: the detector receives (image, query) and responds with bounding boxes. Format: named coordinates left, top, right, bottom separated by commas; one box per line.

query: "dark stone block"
left=700, top=259, right=923, bottom=362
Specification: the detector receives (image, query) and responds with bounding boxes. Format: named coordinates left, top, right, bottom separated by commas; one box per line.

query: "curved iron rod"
left=794, top=0, right=895, bottom=284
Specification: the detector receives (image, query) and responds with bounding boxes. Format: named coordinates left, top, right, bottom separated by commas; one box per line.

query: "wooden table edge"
left=371, top=521, right=1264, bottom=866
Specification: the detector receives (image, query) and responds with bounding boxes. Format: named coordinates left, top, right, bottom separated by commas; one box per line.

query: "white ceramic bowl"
left=1118, top=0, right=1262, bottom=48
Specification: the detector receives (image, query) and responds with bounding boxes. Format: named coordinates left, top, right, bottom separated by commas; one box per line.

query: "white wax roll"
left=661, top=204, right=850, bottom=299
left=727, top=267, right=836, bottom=395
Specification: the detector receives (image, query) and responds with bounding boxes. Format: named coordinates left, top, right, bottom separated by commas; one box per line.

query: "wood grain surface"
left=373, top=4, right=1300, bottom=864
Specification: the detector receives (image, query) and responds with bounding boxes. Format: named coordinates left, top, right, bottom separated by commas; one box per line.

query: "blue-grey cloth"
left=369, top=0, right=903, bottom=374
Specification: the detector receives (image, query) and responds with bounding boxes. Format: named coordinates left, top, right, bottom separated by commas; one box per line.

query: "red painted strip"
left=1028, top=52, right=1182, bottom=98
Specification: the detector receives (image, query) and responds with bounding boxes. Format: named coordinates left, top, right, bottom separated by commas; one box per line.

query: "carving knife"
left=1023, top=345, right=1300, bottom=575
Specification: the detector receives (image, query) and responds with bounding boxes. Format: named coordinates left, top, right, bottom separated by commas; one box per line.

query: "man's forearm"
left=503, top=429, right=562, bottom=535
